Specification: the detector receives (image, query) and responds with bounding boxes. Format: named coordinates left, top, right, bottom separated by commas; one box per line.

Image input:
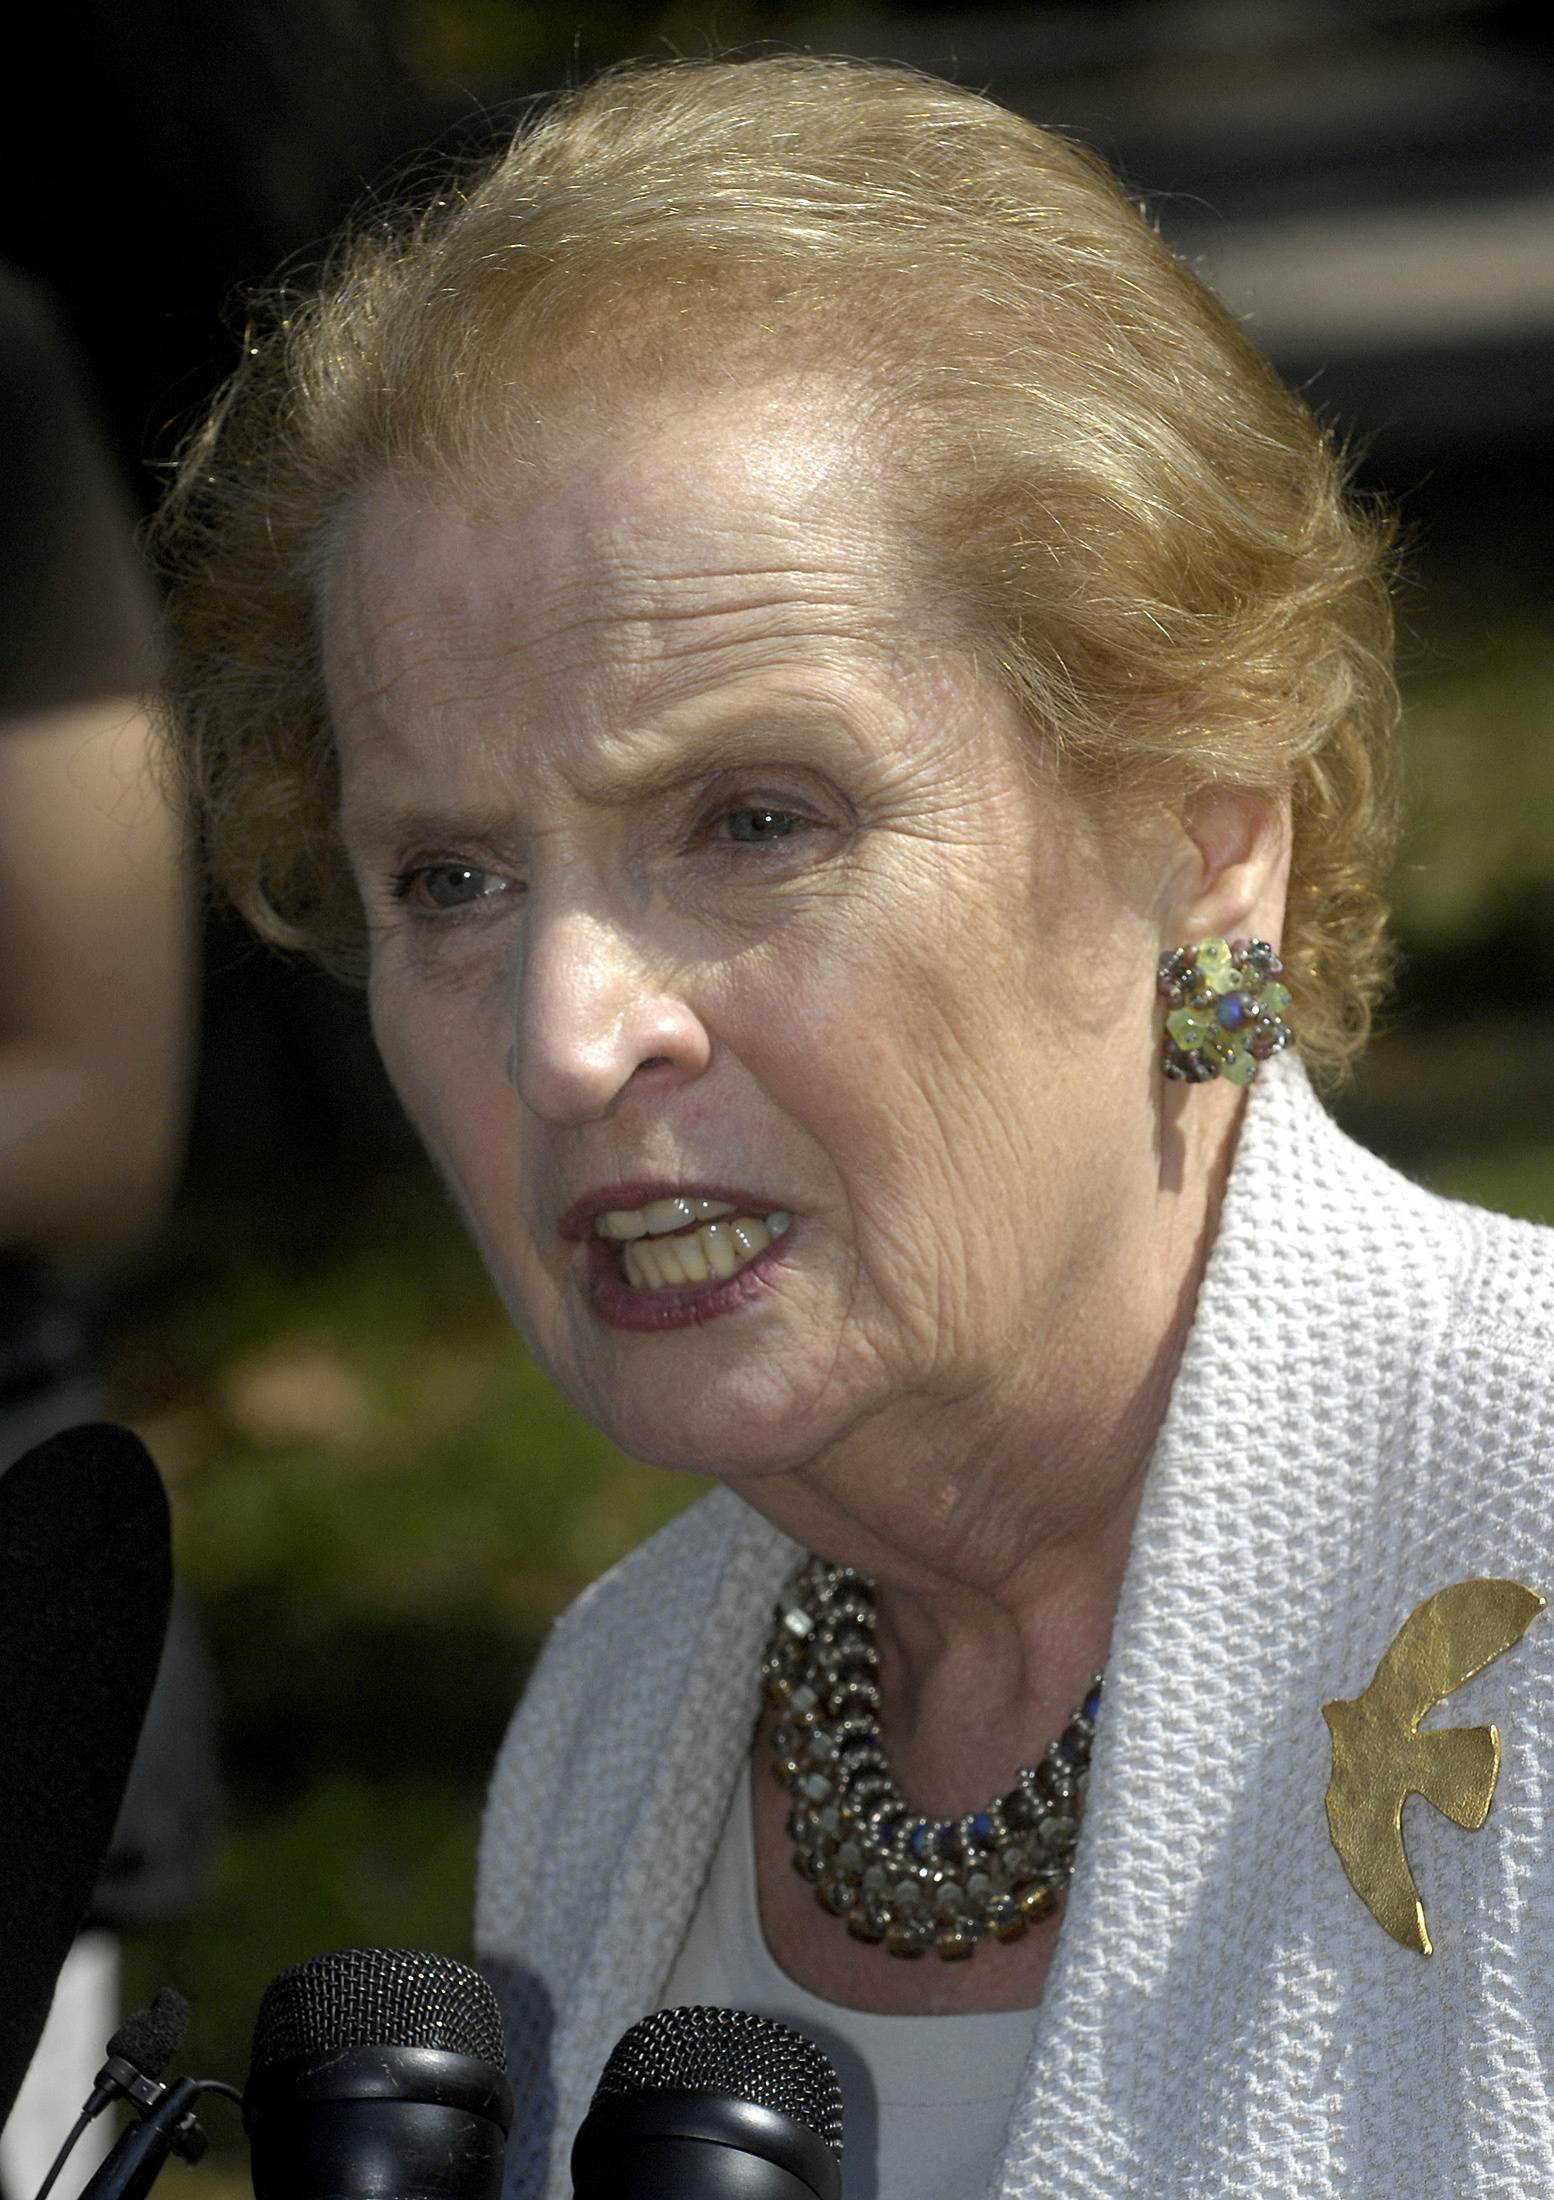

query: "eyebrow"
left=340, top=701, right=872, bottom=849
left=575, top=706, right=870, bottom=803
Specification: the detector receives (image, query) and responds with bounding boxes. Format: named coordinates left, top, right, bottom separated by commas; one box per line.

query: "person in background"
left=0, top=265, right=194, bottom=1450
left=0, top=266, right=204, bottom=2200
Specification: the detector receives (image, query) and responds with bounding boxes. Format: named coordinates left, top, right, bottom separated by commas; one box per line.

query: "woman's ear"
left=1171, top=783, right=1292, bottom=945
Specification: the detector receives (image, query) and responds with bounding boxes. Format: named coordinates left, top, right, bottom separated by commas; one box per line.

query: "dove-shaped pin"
left=1323, top=1577, right=1544, bottom=1955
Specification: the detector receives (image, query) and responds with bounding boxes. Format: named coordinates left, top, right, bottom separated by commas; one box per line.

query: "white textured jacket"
left=477, top=1057, right=1554, bottom=2197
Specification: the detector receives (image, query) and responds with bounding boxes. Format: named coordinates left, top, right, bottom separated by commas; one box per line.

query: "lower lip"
left=583, top=1226, right=796, bottom=1331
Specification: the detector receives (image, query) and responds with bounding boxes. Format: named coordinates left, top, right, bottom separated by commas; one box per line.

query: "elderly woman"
left=158, top=55, right=1553, bottom=2200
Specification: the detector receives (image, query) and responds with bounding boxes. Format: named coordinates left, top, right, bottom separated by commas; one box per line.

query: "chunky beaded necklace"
left=762, top=1556, right=1102, bottom=1962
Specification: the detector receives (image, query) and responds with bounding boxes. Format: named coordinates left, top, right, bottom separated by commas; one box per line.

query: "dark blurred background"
left=3, top=0, right=1549, bottom=2159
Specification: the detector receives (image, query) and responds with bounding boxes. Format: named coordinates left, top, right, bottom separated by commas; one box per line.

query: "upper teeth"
left=595, top=1196, right=747, bottom=1241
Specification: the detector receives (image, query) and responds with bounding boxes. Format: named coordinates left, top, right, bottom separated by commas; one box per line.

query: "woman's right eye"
left=391, top=863, right=513, bottom=912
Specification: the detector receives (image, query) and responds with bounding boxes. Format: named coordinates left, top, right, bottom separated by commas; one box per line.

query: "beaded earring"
left=1157, top=936, right=1292, bottom=1085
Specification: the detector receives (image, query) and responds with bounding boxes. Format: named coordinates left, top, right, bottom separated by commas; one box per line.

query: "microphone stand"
left=74, top=2079, right=206, bottom=2200
left=37, top=2075, right=242, bottom=2200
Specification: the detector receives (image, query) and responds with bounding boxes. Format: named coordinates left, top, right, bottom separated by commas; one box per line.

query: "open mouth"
left=594, top=1196, right=793, bottom=1291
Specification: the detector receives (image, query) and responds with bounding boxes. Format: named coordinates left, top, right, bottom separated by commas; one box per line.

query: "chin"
left=503, top=1260, right=866, bottom=1481
left=587, top=1364, right=843, bottom=1483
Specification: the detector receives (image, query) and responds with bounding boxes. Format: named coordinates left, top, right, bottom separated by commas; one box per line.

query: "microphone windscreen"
left=107, top=1985, right=192, bottom=2079
left=573, top=2006, right=844, bottom=2197
left=594, top=2006, right=843, bottom=2159
left=0, top=1421, right=172, bottom=2124
left=245, top=1949, right=513, bottom=2200
left=250, top=1947, right=509, bottom=2070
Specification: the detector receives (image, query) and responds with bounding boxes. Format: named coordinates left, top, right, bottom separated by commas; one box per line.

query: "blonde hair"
left=156, top=52, right=1401, bottom=1086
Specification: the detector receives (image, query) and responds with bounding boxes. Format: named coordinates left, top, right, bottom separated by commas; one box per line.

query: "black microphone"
left=0, top=1422, right=173, bottom=2126
left=571, top=2006, right=844, bottom=2200
left=244, top=1947, right=514, bottom=2200
left=80, top=1987, right=193, bottom=2122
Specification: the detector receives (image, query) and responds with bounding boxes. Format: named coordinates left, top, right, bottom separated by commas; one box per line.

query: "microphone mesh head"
left=249, top=1948, right=506, bottom=2076
left=594, top=2006, right=843, bottom=2158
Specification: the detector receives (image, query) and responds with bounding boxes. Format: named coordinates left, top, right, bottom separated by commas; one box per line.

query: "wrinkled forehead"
left=319, top=380, right=931, bottom=709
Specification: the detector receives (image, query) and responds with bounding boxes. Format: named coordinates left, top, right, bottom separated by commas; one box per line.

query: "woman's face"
left=326, top=389, right=1181, bottom=1482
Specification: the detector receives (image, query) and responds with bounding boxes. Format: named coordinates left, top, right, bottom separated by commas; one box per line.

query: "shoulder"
left=477, top=1485, right=793, bottom=1917
left=493, top=1484, right=756, bottom=1758
left=0, top=264, right=68, bottom=380
left=1296, top=1086, right=1554, bottom=1546
left=1409, top=1189, right=1554, bottom=1525
left=1430, top=1188, right=1554, bottom=1357
left=1325, top=1110, right=1553, bottom=1395
left=1186, top=1058, right=1554, bottom=1564
left=1248, top=1057, right=1553, bottom=1387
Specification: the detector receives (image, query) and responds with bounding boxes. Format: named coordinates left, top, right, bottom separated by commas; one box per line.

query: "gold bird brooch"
left=1323, top=1577, right=1544, bottom=1955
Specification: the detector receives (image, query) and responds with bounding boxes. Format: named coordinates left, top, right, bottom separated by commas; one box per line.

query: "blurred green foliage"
left=1427, top=1140, right=1554, bottom=1225
left=1392, top=626, right=1554, bottom=943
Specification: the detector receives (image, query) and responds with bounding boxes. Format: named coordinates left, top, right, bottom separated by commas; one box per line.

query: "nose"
left=504, top=903, right=711, bottom=1123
